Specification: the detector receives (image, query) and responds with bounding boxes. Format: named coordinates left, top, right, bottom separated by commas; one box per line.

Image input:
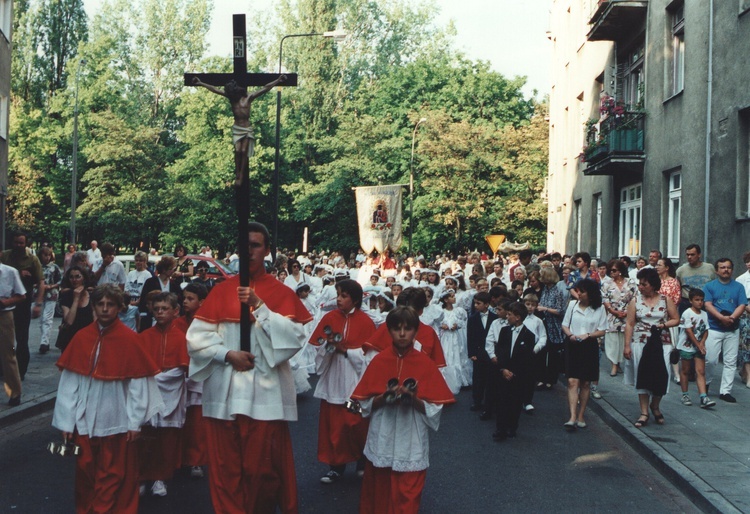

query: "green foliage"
left=7, top=0, right=548, bottom=258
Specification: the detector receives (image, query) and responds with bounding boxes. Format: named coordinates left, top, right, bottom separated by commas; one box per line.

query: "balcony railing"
left=582, top=112, right=645, bottom=176
left=588, top=0, right=648, bottom=41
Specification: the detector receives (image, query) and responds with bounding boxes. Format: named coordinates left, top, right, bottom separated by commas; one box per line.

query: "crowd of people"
left=3, top=227, right=750, bottom=512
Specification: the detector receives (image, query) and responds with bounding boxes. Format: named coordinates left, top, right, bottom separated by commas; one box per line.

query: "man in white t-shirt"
left=94, top=243, right=127, bottom=290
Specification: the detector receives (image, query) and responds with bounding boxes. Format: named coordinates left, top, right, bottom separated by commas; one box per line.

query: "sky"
left=83, top=0, right=552, bottom=97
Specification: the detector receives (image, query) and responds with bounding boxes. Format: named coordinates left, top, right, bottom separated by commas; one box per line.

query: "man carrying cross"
left=187, top=222, right=312, bottom=513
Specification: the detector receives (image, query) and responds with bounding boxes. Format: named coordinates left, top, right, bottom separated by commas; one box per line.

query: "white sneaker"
left=190, top=466, right=204, bottom=478
left=524, top=404, right=535, bottom=413
left=681, top=394, right=692, bottom=406
left=151, top=480, right=167, bottom=497
left=591, top=387, right=602, bottom=399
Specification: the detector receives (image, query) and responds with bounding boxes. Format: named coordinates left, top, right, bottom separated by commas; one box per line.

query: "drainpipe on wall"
left=703, top=0, right=714, bottom=257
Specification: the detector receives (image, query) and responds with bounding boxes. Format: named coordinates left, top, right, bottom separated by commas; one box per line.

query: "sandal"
left=650, top=405, right=665, bottom=425
left=634, top=413, right=649, bottom=428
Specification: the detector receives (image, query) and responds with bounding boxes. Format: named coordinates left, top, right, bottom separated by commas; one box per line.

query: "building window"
left=0, top=0, right=10, bottom=41
left=595, top=194, right=602, bottom=258
left=668, top=2, right=685, bottom=96
left=619, top=184, right=642, bottom=257
left=667, top=171, right=681, bottom=259
left=0, top=95, right=7, bottom=140
left=739, top=108, right=750, bottom=218
left=574, top=199, right=582, bottom=252
left=619, top=43, right=645, bottom=110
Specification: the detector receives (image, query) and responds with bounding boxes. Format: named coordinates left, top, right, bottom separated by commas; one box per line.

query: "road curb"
left=587, top=396, right=743, bottom=514
left=0, top=392, right=57, bottom=429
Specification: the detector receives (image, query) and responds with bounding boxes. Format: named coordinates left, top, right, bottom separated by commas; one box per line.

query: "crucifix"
left=184, top=14, right=297, bottom=351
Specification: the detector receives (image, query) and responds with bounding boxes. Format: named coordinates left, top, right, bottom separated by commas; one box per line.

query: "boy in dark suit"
left=466, top=292, right=498, bottom=413
left=491, top=302, right=535, bottom=441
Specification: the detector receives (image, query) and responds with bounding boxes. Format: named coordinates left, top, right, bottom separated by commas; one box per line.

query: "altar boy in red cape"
left=187, top=223, right=312, bottom=514
left=309, top=279, right=376, bottom=484
left=138, top=292, right=190, bottom=497
left=352, top=306, right=455, bottom=514
left=363, top=287, right=446, bottom=368
left=52, top=284, right=164, bottom=514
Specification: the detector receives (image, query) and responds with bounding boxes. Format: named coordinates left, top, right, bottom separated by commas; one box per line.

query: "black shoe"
left=469, top=404, right=483, bottom=412
left=39, top=344, right=49, bottom=354
left=492, top=431, right=507, bottom=441
left=479, top=412, right=493, bottom=421
left=8, top=396, right=20, bottom=407
left=506, top=430, right=517, bottom=438
left=719, top=393, right=737, bottom=403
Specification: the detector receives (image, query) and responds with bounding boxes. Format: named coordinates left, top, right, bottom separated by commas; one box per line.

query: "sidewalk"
left=587, top=366, right=750, bottom=514
left=2, top=319, right=750, bottom=512
left=0, top=318, right=62, bottom=429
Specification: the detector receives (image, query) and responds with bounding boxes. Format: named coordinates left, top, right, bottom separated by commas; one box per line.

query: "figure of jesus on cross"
left=191, top=75, right=286, bottom=187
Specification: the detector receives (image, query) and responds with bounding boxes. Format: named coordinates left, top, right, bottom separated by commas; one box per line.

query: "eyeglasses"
left=197, top=268, right=207, bottom=273
left=609, top=269, right=619, bottom=274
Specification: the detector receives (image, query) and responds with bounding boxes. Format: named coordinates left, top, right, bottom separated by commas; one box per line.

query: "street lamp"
left=70, top=58, right=86, bottom=245
left=409, top=117, right=427, bottom=255
left=272, top=29, right=347, bottom=261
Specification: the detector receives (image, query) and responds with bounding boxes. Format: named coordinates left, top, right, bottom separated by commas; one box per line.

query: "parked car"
left=184, top=254, right=236, bottom=282
left=115, top=254, right=160, bottom=274
left=116, top=253, right=236, bottom=283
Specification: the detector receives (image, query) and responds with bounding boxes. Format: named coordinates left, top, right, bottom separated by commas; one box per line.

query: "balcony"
left=582, top=112, right=645, bottom=176
left=588, top=0, right=648, bottom=41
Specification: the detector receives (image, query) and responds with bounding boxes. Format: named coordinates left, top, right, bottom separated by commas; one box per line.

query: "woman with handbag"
left=623, top=268, right=680, bottom=428
left=561, top=278, right=608, bottom=431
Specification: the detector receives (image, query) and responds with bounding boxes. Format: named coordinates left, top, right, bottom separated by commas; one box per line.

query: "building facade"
left=0, top=0, right=10, bottom=249
left=548, top=0, right=750, bottom=264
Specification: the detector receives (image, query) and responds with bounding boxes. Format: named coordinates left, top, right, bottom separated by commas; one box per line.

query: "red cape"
left=195, top=274, right=312, bottom=324
left=364, top=322, right=446, bottom=368
left=173, top=315, right=191, bottom=334
left=351, top=346, right=455, bottom=405
left=309, top=309, right=376, bottom=350
left=140, top=322, right=190, bottom=370
left=56, top=318, right=160, bottom=380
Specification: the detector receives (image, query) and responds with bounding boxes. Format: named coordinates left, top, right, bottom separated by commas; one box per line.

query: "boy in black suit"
left=466, top=292, right=497, bottom=413
left=491, top=302, right=535, bottom=441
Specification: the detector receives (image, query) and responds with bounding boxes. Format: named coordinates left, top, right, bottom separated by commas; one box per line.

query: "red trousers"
left=359, top=460, right=426, bottom=514
left=74, top=433, right=140, bottom=514
left=138, top=426, right=182, bottom=481
left=317, top=400, right=369, bottom=466
left=182, top=405, right=208, bottom=466
left=205, top=416, right=298, bottom=514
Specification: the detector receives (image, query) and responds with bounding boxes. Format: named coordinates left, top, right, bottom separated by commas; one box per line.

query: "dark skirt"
left=565, top=336, right=599, bottom=382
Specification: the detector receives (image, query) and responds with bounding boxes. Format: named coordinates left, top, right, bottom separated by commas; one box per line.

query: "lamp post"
left=409, top=117, right=427, bottom=255
left=272, top=29, right=347, bottom=261
left=70, top=59, right=85, bottom=245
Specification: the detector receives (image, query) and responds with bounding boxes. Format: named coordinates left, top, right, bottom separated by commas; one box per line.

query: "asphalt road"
left=1, top=379, right=702, bottom=514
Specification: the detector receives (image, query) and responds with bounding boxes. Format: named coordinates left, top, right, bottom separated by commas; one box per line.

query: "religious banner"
left=354, top=185, right=404, bottom=253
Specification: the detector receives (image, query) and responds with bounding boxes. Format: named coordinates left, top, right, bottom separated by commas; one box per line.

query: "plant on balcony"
left=581, top=93, right=645, bottom=162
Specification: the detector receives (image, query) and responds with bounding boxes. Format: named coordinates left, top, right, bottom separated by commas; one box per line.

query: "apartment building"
left=547, top=0, right=750, bottom=262
left=0, top=0, right=10, bottom=248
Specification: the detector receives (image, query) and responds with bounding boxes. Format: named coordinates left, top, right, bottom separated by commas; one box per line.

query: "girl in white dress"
left=438, top=289, right=469, bottom=394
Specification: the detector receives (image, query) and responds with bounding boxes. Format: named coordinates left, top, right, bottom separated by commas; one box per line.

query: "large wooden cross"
left=183, top=14, right=297, bottom=352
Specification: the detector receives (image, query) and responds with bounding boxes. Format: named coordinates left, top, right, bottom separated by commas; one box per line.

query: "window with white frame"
left=667, top=171, right=681, bottom=259
left=619, top=184, right=642, bottom=257
left=668, top=2, right=685, bottom=96
left=574, top=199, right=582, bottom=252
left=595, top=194, right=602, bottom=258
left=0, top=95, right=7, bottom=140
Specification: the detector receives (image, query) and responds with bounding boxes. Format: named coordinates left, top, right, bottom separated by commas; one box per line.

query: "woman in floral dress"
left=602, top=259, right=637, bottom=377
